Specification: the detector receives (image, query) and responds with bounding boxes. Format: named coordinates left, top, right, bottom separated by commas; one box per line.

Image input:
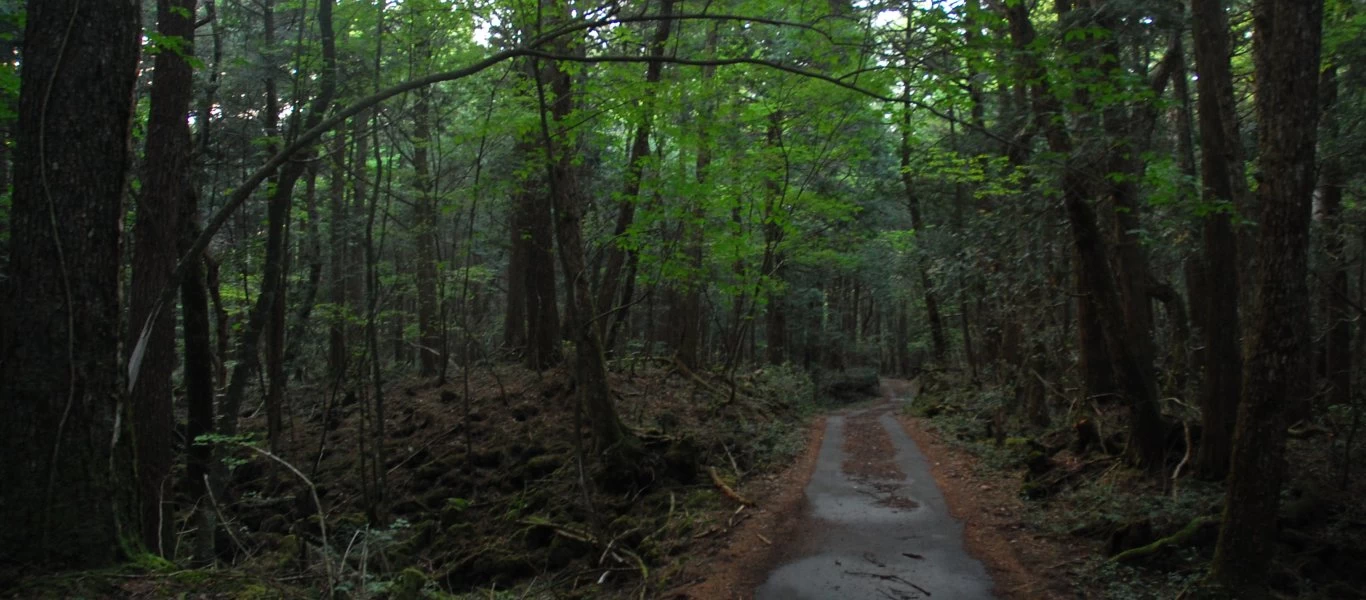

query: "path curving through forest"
left=754, top=398, right=996, bottom=599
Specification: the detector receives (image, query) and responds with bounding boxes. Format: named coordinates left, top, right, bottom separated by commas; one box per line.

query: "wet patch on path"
left=755, top=404, right=995, bottom=599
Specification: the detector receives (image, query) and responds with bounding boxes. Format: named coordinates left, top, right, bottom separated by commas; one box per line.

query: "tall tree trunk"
left=130, top=0, right=196, bottom=556
left=537, top=3, right=629, bottom=452
left=327, top=128, right=350, bottom=380
left=595, top=0, right=674, bottom=343
left=1210, top=0, right=1323, bottom=590
left=1190, top=0, right=1246, bottom=481
left=0, top=0, right=141, bottom=566
left=1317, top=65, right=1350, bottom=413
left=900, top=20, right=947, bottom=363
left=217, top=0, right=336, bottom=440
left=413, top=46, right=441, bottom=378
left=514, top=137, right=562, bottom=371
left=666, top=21, right=717, bottom=370
left=285, top=162, right=323, bottom=374
left=763, top=110, right=788, bottom=366
left=1004, top=0, right=1166, bottom=469
left=181, top=214, right=217, bottom=566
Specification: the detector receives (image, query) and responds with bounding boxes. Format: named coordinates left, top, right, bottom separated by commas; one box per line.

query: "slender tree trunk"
left=1190, top=0, right=1246, bottom=481
left=900, top=21, right=947, bottom=363
left=130, top=0, right=196, bottom=555
left=284, top=162, right=323, bottom=374
left=1210, top=0, right=1323, bottom=590
left=0, top=0, right=141, bottom=566
left=217, top=0, right=336, bottom=439
left=536, top=3, right=630, bottom=452
left=596, top=0, right=674, bottom=344
left=181, top=213, right=217, bottom=566
left=413, top=48, right=441, bottom=377
left=1317, top=65, right=1350, bottom=413
left=667, top=21, right=717, bottom=370
left=1004, top=0, right=1166, bottom=469
left=763, top=111, right=788, bottom=366
left=327, top=128, right=349, bottom=380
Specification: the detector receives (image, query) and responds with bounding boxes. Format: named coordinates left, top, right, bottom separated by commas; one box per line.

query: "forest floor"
left=3, top=361, right=868, bottom=599
left=904, top=373, right=1366, bottom=600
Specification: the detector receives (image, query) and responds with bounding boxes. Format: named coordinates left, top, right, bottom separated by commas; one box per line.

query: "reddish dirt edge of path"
left=665, top=417, right=827, bottom=600
left=897, top=414, right=1079, bottom=600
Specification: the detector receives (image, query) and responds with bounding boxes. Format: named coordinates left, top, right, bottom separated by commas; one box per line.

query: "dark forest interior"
left=1, top=0, right=1364, bottom=598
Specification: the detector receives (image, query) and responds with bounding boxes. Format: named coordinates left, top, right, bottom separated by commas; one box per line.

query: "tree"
left=1210, top=0, right=1324, bottom=591
left=130, top=0, right=198, bottom=556
left=1189, top=0, right=1247, bottom=481
left=0, top=0, right=142, bottom=566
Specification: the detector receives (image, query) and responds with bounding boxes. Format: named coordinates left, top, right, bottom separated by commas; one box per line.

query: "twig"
left=203, top=474, right=251, bottom=561
left=238, top=444, right=335, bottom=592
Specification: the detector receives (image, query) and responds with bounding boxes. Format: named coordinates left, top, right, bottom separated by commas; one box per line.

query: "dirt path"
left=753, top=401, right=996, bottom=599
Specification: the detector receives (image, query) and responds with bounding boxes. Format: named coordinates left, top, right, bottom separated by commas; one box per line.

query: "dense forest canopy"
left=0, top=0, right=1362, bottom=597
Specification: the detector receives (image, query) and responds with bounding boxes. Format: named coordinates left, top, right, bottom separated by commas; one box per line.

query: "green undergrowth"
left=908, top=373, right=1366, bottom=600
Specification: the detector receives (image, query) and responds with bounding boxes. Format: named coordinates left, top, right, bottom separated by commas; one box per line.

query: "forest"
left=0, top=0, right=1362, bottom=598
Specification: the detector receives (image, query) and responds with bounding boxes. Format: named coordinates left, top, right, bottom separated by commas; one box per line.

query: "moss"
left=236, top=583, right=273, bottom=600
left=391, top=567, right=430, bottom=600
left=171, top=569, right=213, bottom=586
left=130, top=552, right=176, bottom=572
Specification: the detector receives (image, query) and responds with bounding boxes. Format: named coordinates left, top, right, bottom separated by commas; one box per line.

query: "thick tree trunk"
left=130, top=0, right=196, bottom=556
left=1210, top=0, right=1323, bottom=591
left=0, top=0, right=141, bottom=566
left=1190, top=0, right=1246, bottom=481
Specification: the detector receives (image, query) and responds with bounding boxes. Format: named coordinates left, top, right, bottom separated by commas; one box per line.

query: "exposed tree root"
left=1110, top=515, right=1219, bottom=563
left=709, top=466, right=755, bottom=506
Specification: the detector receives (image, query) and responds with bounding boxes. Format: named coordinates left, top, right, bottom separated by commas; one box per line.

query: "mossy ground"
left=3, top=362, right=822, bottom=599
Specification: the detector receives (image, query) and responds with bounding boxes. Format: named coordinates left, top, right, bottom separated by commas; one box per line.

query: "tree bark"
left=537, top=2, right=630, bottom=452
left=327, top=128, right=350, bottom=380
left=130, top=0, right=197, bottom=555
left=1209, top=0, right=1323, bottom=590
left=413, top=39, right=441, bottom=377
left=0, top=0, right=141, bottom=566
left=1004, top=0, right=1166, bottom=469
left=181, top=212, right=217, bottom=566
left=1190, top=0, right=1246, bottom=481
left=1316, top=65, right=1350, bottom=413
